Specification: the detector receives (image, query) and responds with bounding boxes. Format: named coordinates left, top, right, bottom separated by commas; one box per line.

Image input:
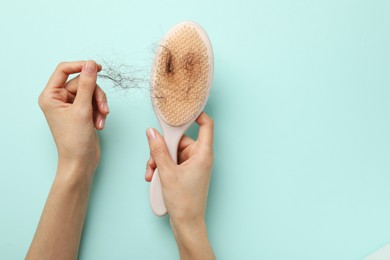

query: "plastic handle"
left=150, top=128, right=182, bottom=216
left=365, top=243, right=390, bottom=259
left=150, top=169, right=166, bottom=216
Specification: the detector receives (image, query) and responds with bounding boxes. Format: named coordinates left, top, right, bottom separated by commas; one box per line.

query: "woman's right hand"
left=38, top=60, right=109, bottom=178
left=145, top=112, right=216, bottom=260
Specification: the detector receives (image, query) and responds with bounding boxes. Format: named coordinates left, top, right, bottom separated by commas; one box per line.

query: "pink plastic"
left=149, top=21, right=214, bottom=216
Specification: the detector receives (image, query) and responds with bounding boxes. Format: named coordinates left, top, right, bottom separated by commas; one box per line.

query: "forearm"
left=171, top=218, right=215, bottom=260
left=26, top=161, right=94, bottom=260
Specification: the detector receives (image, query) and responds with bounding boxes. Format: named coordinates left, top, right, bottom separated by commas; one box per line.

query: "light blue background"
left=1, top=0, right=390, bottom=259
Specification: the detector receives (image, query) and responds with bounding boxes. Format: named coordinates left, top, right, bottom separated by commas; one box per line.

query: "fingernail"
left=104, top=102, right=110, bottom=113
left=85, top=60, right=96, bottom=74
left=145, top=169, right=152, bottom=180
left=146, top=128, right=156, bottom=140
left=99, top=117, right=105, bottom=129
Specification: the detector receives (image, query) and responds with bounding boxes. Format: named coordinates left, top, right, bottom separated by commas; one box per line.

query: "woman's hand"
left=26, top=60, right=109, bottom=260
left=145, top=112, right=215, bottom=260
left=38, top=60, right=109, bottom=176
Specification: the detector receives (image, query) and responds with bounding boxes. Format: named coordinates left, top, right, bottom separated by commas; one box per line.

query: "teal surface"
left=1, top=0, right=390, bottom=259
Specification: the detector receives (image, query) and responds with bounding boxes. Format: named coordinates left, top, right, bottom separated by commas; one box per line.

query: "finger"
left=147, top=157, right=157, bottom=170
left=46, top=61, right=102, bottom=89
left=178, top=135, right=194, bottom=151
left=178, top=147, right=192, bottom=165
left=92, top=86, right=108, bottom=130
left=145, top=157, right=156, bottom=182
left=146, top=128, right=175, bottom=172
left=63, top=76, right=79, bottom=103
left=93, top=109, right=106, bottom=130
left=74, top=60, right=98, bottom=107
left=94, top=85, right=109, bottom=115
left=65, top=79, right=107, bottom=107
left=63, top=64, right=102, bottom=95
left=178, top=135, right=197, bottom=164
left=196, top=112, right=214, bottom=147
left=46, top=61, right=84, bottom=89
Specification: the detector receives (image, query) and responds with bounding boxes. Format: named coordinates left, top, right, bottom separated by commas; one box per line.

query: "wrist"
left=170, top=215, right=206, bottom=234
left=57, top=144, right=100, bottom=174
left=57, top=157, right=96, bottom=186
left=171, top=217, right=215, bottom=260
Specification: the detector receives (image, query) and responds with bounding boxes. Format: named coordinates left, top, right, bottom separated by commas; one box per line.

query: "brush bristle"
left=151, top=23, right=211, bottom=126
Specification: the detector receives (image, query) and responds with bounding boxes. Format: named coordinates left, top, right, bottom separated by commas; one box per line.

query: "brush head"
left=151, top=22, right=213, bottom=126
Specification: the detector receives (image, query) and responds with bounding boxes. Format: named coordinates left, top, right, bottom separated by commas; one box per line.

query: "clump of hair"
left=161, top=46, right=175, bottom=76
left=154, top=44, right=207, bottom=102
left=94, top=41, right=206, bottom=101
left=97, top=59, right=148, bottom=90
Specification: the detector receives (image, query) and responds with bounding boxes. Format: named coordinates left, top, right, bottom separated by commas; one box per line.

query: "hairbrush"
left=149, top=21, right=214, bottom=216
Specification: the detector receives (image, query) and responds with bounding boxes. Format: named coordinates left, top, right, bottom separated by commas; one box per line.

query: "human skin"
left=26, top=60, right=215, bottom=260
left=145, top=112, right=216, bottom=260
left=26, top=60, right=109, bottom=259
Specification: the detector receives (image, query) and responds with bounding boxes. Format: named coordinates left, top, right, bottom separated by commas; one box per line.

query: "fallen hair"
left=154, top=44, right=207, bottom=101
left=97, top=59, right=147, bottom=90
left=95, top=45, right=206, bottom=103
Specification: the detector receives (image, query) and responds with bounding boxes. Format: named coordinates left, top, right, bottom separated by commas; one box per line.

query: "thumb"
left=74, top=60, right=97, bottom=106
left=146, top=128, right=175, bottom=171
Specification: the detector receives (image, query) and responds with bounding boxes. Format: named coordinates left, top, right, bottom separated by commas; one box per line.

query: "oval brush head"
left=149, top=21, right=214, bottom=216
left=151, top=21, right=214, bottom=126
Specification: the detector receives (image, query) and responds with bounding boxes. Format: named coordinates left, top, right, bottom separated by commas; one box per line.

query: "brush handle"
left=150, top=126, right=182, bottom=216
left=365, top=243, right=390, bottom=259
left=150, top=169, right=166, bottom=216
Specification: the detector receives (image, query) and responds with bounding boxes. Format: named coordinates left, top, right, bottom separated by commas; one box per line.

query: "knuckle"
left=202, top=153, right=214, bottom=168
left=201, top=113, right=214, bottom=127
left=200, top=146, right=214, bottom=164
left=99, top=91, right=107, bottom=102
left=74, top=106, right=92, bottom=119
left=146, top=159, right=150, bottom=169
left=56, top=61, right=66, bottom=70
left=79, top=77, right=95, bottom=90
left=78, top=83, right=89, bottom=93
left=204, top=146, right=214, bottom=158
left=208, top=117, right=214, bottom=128
left=150, top=145, right=166, bottom=159
left=78, top=82, right=94, bottom=94
left=38, top=92, right=47, bottom=110
left=203, top=112, right=213, bottom=123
